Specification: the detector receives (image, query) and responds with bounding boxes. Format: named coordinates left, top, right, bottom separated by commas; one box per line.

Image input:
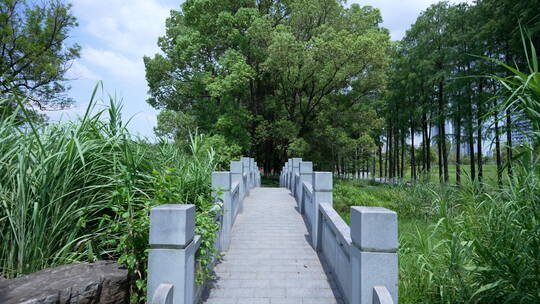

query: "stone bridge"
left=147, top=157, right=398, bottom=304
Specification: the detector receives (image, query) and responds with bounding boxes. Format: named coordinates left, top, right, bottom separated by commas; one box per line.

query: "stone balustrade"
left=280, top=158, right=398, bottom=304
left=147, top=157, right=260, bottom=304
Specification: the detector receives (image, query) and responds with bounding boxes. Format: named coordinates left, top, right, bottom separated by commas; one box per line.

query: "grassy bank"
left=372, top=164, right=502, bottom=185
left=334, top=169, right=539, bottom=303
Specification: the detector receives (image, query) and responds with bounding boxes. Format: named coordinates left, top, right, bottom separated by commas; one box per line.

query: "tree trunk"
left=401, top=132, right=405, bottom=179
left=477, top=118, right=483, bottom=182
left=456, top=110, right=462, bottom=185
left=388, top=127, right=394, bottom=178
left=384, top=131, right=389, bottom=179
left=439, top=81, right=449, bottom=183
left=394, top=127, right=398, bottom=179
left=438, top=127, right=443, bottom=183
left=494, top=110, right=502, bottom=185
left=421, top=113, right=428, bottom=173
left=410, top=121, right=416, bottom=181
left=468, top=94, right=476, bottom=180
left=477, top=81, right=483, bottom=182
left=506, top=110, right=513, bottom=178
left=378, top=139, right=383, bottom=178
left=394, top=129, right=399, bottom=179
left=427, top=118, right=432, bottom=173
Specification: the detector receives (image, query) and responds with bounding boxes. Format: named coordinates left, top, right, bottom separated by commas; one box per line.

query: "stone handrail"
left=231, top=181, right=240, bottom=223
left=147, top=157, right=260, bottom=304
left=152, top=283, right=174, bottom=304
left=373, top=286, right=395, bottom=304
left=280, top=158, right=398, bottom=304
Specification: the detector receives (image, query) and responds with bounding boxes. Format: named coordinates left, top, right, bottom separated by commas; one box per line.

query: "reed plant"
left=0, top=88, right=220, bottom=302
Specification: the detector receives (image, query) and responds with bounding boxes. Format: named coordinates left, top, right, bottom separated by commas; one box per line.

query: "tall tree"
left=144, top=0, right=390, bottom=172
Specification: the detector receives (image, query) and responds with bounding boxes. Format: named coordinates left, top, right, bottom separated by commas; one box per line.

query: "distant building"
left=511, top=117, right=533, bottom=145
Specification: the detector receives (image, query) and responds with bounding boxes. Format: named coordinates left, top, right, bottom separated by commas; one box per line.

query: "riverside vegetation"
left=335, top=171, right=539, bottom=303
left=0, top=88, right=241, bottom=302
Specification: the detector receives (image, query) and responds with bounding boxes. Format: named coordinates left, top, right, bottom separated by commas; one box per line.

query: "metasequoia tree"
left=381, top=0, right=539, bottom=184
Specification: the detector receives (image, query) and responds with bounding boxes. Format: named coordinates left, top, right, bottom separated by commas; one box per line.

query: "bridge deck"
left=203, top=187, right=343, bottom=304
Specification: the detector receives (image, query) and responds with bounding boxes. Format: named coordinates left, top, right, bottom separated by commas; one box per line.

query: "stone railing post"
left=241, top=157, right=251, bottom=196
left=288, top=159, right=293, bottom=190
left=213, top=172, right=232, bottom=251
left=291, top=158, right=302, bottom=198
left=287, top=159, right=293, bottom=190
left=284, top=163, right=289, bottom=188
left=350, top=207, right=398, bottom=304
left=298, top=161, right=313, bottom=214
left=247, top=158, right=252, bottom=189
left=280, top=165, right=285, bottom=187
left=251, top=158, right=257, bottom=188
left=255, top=161, right=261, bottom=187
left=148, top=204, right=197, bottom=304
left=284, top=160, right=288, bottom=188
left=312, top=172, right=332, bottom=250
left=230, top=161, right=244, bottom=212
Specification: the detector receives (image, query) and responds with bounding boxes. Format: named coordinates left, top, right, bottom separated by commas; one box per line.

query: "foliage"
left=335, top=173, right=539, bottom=303
left=490, top=29, right=540, bottom=146
left=154, top=109, right=197, bottom=142
left=195, top=134, right=243, bottom=170
left=336, top=50, right=540, bottom=300
left=0, top=0, right=80, bottom=110
left=261, top=173, right=279, bottom=187
left=144, top=0, right=390, bottom=171
left=0, top=89, right=219, bottom=303
left=380, top=0, right=540, bottom=185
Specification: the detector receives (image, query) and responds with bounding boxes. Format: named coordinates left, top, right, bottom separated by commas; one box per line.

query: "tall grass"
left=0, top=90, right=220, bottom=302
left=336, top=171, right=539, bottom=303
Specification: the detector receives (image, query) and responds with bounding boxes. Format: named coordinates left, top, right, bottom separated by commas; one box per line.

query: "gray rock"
left=0, top=261, right=128, bottom=304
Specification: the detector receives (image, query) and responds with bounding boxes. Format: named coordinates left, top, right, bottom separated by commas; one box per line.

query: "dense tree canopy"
left=145, top=0, right=390, bottom=172
left=381, top=0, right=540, bottom=184
left=0, top=0, right=79, bottom=111
left=146, top=0, right=539, bottom=178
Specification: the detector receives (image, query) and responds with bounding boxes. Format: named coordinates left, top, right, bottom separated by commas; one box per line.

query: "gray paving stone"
left=237, top=299, right=270, bottom=304
left=270, top=299, right=302, bottom=304
left=286, top=287, right=336, bottom=298
left=204, top=298, right=237, bottom=304
left=202, top=188, right=340, bottom=304
left=302, top=298, right=341, bottom=304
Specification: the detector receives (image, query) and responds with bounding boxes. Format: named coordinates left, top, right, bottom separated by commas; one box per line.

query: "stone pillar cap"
left=313, top=172, right=332, bottom=191
left=212, top=171, right=231, bottom=189
left=300, top=161, right=313, bottom=174
left=350, top=206, right=397, bottom=252
left=149, top=204, right=195, bottom=247
left=230, top=161, right=243, bottom=173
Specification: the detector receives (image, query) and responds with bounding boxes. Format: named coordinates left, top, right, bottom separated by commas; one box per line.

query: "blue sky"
left=47, top=0, right=471, bottom=138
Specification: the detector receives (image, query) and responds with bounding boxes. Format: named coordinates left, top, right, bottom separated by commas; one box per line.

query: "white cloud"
left=74, top=0, right=170, bottom=57
left=353, top=0, right=475, bottom=40
left=82, top=47, right=144, bottom=82
left=67, top=60, right=101, bottom=81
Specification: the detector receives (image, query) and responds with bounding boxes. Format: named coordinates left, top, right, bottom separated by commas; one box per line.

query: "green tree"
left=0, top=0, right=80, bottom=110
left=144, top=0, right=389, bottom=172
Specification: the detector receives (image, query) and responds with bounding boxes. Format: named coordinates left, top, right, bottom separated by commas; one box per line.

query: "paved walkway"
left=203, top=187, right=342, bottom=304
